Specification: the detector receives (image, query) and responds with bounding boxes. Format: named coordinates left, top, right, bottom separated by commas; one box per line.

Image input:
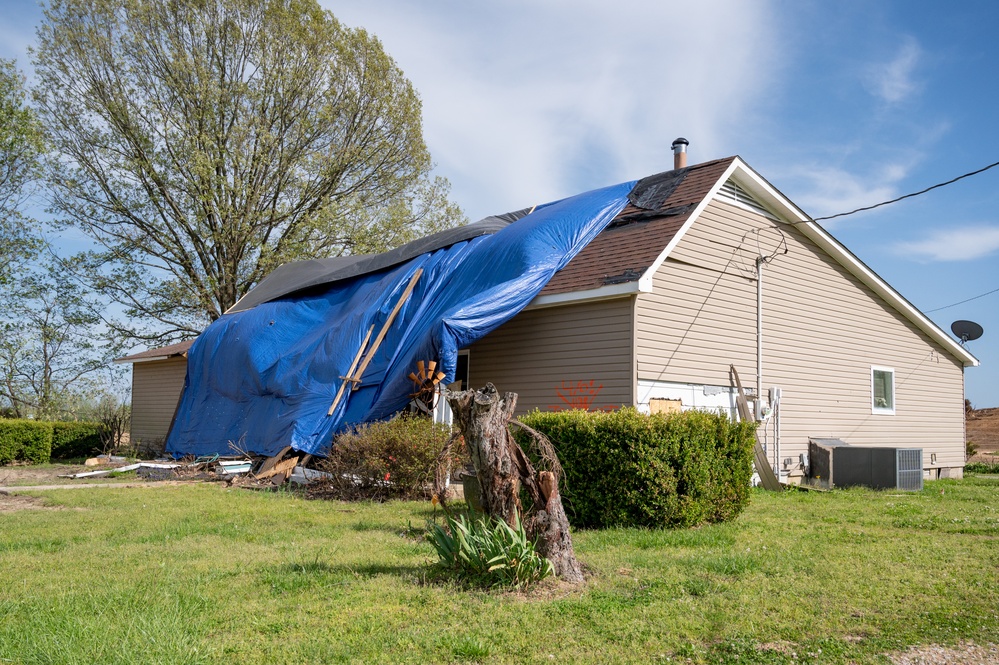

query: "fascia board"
left=114, top=355, right=170, bottom=364
left=113, top=351, right=189, bottom=365
left=526, top=280, right=644, bottom=310
left=728, top=159, right=980, bottom=368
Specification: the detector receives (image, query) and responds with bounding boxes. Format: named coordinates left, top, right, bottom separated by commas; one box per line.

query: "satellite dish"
left=951, top=320, right=984, bottom=344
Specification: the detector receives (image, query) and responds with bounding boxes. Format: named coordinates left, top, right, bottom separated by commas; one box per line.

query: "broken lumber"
left=254, top=456, right=299, bottom=481
left=255, top=446, right=292, bottom=477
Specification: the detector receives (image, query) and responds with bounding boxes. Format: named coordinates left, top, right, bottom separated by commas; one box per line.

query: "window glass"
left=872, top=368, right=894, bottom=412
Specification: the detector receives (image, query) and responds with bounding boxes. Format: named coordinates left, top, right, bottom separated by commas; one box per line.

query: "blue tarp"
left=165, top=180, right=635, bottom=458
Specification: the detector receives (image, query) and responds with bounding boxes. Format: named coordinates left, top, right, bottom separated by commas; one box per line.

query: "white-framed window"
left=871, top=366, right=895, bottom=415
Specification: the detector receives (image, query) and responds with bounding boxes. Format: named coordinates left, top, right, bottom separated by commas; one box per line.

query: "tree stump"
left=445, top=383, right=584, bottom=583
left=532, top=470, right=584, bottom=582
left=446, top=383, right=522, bottom=526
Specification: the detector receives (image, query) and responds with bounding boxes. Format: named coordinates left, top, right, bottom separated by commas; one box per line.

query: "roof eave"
left=114, top=351, right=189, bottom=365
left=526, top=280, right=648, bottom=310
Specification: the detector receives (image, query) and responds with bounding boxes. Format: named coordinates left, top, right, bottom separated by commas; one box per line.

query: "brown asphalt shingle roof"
left=540, top=157, right=735, bottom=296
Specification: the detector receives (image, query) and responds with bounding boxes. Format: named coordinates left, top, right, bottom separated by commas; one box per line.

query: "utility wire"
left=786, top=159, right=999, bottom=224
left=925, top=285, right=999, bottom=313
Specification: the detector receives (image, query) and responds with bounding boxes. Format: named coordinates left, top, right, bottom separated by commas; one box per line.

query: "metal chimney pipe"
left=671, top=137, right=689, bottom=169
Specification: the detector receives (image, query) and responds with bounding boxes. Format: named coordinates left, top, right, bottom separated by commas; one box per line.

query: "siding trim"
left=630, top=295, right=638, bottom=406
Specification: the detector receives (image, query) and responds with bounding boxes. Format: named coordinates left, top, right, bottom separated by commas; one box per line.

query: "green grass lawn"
left=1, top=477, right=997, bottom=664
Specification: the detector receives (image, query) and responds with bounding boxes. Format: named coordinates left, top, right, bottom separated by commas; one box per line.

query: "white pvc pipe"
left=756, top=257, right=763, bottom=421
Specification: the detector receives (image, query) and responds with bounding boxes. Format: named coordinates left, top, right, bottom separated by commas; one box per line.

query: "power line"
left=789, top=158, right=999, bottom=224
left=925, top=285, right=999, bottom=313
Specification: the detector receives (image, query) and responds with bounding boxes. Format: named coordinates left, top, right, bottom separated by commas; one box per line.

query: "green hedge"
left=51, top=422, right=103, bottom=460
left=0, top=420, right=53, bottom=465
left=965, top=461, right=999, bottom=474
left=517, top=408, right=756, bottom=529
left=0, top=419, right=104, bottom=464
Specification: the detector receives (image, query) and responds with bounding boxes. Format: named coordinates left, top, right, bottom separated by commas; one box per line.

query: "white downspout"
left=756, top=256, right=763, bottom=421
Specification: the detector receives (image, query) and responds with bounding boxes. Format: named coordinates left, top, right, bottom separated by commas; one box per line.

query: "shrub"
left=966, top=440, right=979, bottom=460
left=315, top=415, right=456, bottom=501
left=426, top=512, right=553, bottom=588
left=0, top=420, right=53, bottom=465
left=517, top=408, right=756, bottom=529
left=965, top=461, right=999, bottom=474
left=50, top=421, right=103, bottom=460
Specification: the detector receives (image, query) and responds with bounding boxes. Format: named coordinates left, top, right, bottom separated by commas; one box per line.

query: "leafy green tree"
left=0, top=59, right=44, bottom=286
left=33, top=0, right=464, bottom=343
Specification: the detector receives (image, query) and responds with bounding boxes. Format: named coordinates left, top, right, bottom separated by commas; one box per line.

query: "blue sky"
left=1, top=1, right=997, bottom=406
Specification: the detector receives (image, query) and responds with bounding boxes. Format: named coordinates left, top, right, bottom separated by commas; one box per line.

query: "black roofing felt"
left=227, top=209, right=532, bottom=313
left=627, top=167, right=689, bottom=210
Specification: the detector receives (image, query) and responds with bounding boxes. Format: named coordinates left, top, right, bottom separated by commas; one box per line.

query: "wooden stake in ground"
left=444, top=383, right=584, bottom=583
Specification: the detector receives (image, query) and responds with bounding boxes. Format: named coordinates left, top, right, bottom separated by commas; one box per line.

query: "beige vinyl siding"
left=130, top=357, right=188, bottom=452
left=637, top=197, right=966, bottom=471
left=468, top=297, right=634, bottom=414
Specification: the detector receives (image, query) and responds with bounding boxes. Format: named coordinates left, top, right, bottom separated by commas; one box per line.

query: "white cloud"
left=324, top=0, right=782, bottom=219
left=786, top=161, right=909, bottom=221
left=865, top=37, right=921, bottom=104
left=895, top=226, right=999, bottom=262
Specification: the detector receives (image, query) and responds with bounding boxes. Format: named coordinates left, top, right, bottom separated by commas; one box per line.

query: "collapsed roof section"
left=226, top=209, right=534, bottom=314
left=166, top=179, right=642, bottom=458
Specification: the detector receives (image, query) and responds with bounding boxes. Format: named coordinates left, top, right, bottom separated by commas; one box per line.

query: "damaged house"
left=117, top=142, right=978, bottom=482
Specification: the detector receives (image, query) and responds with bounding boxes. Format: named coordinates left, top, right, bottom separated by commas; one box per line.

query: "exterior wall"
left=636, top=197, right=967, bottom=476
left=467, top=297, right=634, bottom=414
left=129, top=357, right=188, bottom=454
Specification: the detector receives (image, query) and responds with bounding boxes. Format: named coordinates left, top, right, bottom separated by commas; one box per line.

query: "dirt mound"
left=967, top=407, right=999, bottom=463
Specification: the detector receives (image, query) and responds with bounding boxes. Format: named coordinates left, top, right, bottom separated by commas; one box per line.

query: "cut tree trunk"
left=446, top=383, right=584, bottom=583
left=446, top=383, right=522, bottom=526
left=531, top=470, right=584, bottom=583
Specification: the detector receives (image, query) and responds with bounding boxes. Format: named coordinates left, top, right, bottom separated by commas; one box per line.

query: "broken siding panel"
left=130, top=357, right=188, bottom=451
left=636, top=197, right=966, bottom=469
left=468, top=297, right=634, bottom=413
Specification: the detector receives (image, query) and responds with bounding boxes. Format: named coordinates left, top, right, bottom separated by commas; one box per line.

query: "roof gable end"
left=640, top=157, right=978, bottom=368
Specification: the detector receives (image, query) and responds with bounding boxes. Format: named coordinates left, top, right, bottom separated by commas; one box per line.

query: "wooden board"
left=255, top=446, right=292, bottom=477
left=649, top=398, right=683, bottom=415
left=730, top=364, right=782, bottom=492
left=351, top=268, right=423, bottom=390
left=328, top=325, right=375, bottom=415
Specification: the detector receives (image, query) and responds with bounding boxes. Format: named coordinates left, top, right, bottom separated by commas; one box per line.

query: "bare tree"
left=0, top=264, right=120, bottom=420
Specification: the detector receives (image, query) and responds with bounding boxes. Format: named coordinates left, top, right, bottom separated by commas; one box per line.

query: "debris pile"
left=58, top=449, right=331, bottom=489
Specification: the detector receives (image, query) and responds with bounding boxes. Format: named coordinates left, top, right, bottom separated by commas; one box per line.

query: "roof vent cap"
left=671, top=137, right=689, bottom=169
